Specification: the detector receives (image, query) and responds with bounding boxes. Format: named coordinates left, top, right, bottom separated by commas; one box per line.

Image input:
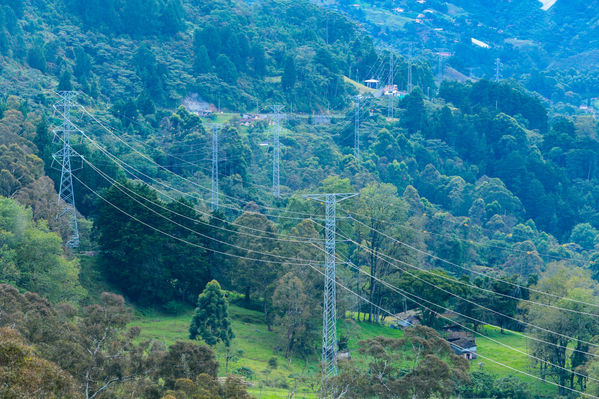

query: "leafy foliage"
left=95, top=181, right=211, bottom=306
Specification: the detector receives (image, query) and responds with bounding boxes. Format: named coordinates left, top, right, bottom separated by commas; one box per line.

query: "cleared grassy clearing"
left=131, top=305, right=559, bottom=398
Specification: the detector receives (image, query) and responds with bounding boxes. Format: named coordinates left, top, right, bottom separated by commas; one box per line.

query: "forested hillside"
left=3, top=0, right=599, bottom=398
left=318, top=0, right=599, bottom=109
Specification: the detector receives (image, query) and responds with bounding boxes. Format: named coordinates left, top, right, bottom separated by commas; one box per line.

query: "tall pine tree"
left=189, top=280, right=234, bottom=347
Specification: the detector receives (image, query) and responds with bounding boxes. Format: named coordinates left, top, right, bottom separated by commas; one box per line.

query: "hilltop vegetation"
left=0, top=0, right=403, bottom=112
left=321, top=0, right=599, bottom=107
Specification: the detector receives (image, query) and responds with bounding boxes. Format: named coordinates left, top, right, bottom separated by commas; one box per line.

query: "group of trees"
left=95, top=181, right=212, bottom=306
left=0, top=284, right=250, bottom=399
left=331, top=326, right=470, bottom=398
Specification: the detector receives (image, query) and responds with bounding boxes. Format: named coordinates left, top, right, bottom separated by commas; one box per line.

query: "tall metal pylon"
left=354, top=95, right=361, bottom=158
left=210, top=123, right=222, bottom=211
left=270, top=105, right=284, bottom=198
left=438, top=52, right=444, bottom=83
left=495, top=57, right=501, bottom=82
left=52, top=91, right=81, bottom=248
left=387, top=52, right=394, bottom=118
left=407, top=43, right=414, bottom=93
left=304, top=193, right=358, bottom=388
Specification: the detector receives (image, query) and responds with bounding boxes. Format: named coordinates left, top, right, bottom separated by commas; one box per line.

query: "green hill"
left=2, top=0, right=599, bottom=398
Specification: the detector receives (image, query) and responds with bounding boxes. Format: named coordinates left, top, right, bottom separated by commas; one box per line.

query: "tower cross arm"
left=303, top=193, right=359, bottom=202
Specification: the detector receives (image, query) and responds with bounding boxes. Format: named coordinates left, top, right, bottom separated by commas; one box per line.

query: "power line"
left=83, top=159, right=326, bottom=248
left=78, top=106, right=320, bottom=219
left=76, top=104, right=595, bottom=320
left=72, top=105, right=599, bottom=315
left=345, top=214, right=599, bottom=312
left=333, top=249, right=599, bottom=360
left=67, top=153, right=599, bottom=396
left=86, top=145, right=599, bottom=358
left=333, top=256, right=599, bottom=387
left=70, top=172, right=324, bottom=267
left=328, top=224, right=599, bottom=350
left=306, top=262, right=599, bottom=399
left=72, top=128, right=326, bottom=239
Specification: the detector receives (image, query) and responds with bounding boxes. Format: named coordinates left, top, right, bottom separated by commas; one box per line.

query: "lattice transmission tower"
left=388, top=52, right=394, bottom=118
left=407, top=43, right=414, bottom=93
left=354, top=95, right=361, bottom=158
left=52, top=91, right=82, bottom=248
left=270, top=105, right=284, bottom=198
left=211, top=123, right=222, bottom=211
left=304, top=193, right=358, bottom=387
left=495, top=57, right=502, bottom=82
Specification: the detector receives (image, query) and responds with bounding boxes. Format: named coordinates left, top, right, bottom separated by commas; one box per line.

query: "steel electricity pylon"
left=354, top=95, right=361, bottom=158
left=211, top=123, right=222, bottom=211
left=270, top=105, right=284, bottom=198
left=52, top=91, right=81, bottom=248
left=388, top=52, right=394, bottom=118
left=407, top=43, right=414, bottom=93
left=304, top=193, right=358, bottom=387
left=495, top=57, right=502, bottom=82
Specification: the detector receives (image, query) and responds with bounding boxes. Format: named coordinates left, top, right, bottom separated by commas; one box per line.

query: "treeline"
left=67, top=0, right=185, bottom=36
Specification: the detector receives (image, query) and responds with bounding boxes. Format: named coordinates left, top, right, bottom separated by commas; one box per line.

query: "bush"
left=268, top=357, right=278, bottom=369
left=493, top=375, right=530, bottom=399
left=163, top=300, right=186, bottom=315
left=234, top=366, right=254, bottom=380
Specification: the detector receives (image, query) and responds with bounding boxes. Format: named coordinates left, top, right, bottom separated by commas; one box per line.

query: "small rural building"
left=364, top=78, right=379, bottom=88
left=447, top=331, right=477, bottom=360
left=394, top=310, right=422, bottom=328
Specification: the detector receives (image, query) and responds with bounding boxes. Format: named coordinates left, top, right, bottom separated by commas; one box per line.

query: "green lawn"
left=475, top=326, right=555, bottom=397
left=131, top=305, right=320, bottom=397
left=131, top=306, right=559, bottom=398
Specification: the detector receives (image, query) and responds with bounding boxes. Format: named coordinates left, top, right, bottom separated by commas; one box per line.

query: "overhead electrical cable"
left=306, top=262, right=599, bottom=399
left=345, top=215, right=599, bottom=311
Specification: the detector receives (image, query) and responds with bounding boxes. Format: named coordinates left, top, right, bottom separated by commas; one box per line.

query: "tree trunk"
left=368, top=244, right=379, bottom=323
left=244, top=286, right=250, bottom=305
left=264, top=302, right=272, bottom=331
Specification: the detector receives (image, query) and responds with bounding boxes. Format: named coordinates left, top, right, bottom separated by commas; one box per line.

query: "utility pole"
left=270, top=105, right=284, bottom=198
left=211, top=123, right=222, bottom=211
left=388, top=52, right=394, bottom=118
left=52, top=91, right=81, bottom=248
left=304, top=193, right=358, bottom=389
left=354, top=95, right=361, bottom=158
left=495, top=57, right=501, bottom=82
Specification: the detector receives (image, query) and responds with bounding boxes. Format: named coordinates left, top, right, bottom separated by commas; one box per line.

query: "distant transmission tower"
left=270, top=105, right=284, bottom=198
left=387, top=52, right=394, bottom=118
left=52, top=91, right=81, bottom=248
left=211, top=123, right=222, bottom=211
left=438, top=53, right=444, bottom=83
left=495, top=57, right=501, bottom=82
left=304, top=193, right=358, bottom=386
left=354, top=95, right=361, bottom=158
left=407, top=43, right=414, bottom=93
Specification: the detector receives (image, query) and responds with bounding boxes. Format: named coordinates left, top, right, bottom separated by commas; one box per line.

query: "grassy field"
left=475, top=326, right=555, bottom=397
left=131, top=304, right=559, bottom=398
